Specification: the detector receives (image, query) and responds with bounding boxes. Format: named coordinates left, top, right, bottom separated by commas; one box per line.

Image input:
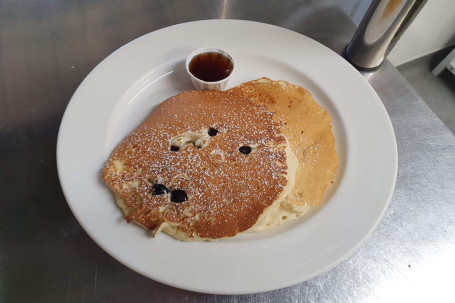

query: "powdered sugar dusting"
left=103, top=90, right=289, bottom=239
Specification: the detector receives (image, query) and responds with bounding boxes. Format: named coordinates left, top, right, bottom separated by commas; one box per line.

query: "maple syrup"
left=189, top=52, right=233, bottom=82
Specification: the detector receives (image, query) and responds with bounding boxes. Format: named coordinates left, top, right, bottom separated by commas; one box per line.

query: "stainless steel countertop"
left=1, top=0, right=454, bottom=301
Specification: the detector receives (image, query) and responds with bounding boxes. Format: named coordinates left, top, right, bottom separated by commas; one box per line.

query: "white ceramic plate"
left=57, top=20, right=397, bottom=294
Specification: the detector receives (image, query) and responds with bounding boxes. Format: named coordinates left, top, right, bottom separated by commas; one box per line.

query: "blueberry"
left=170, top=145, right=179, bottom=151
left=152, top=184, right=168, bottom=195
left=208, top=128, right=218, bottom=136
left=239, top=146, right=252, bottom=155
left=170, top=189, right=187, bottom=203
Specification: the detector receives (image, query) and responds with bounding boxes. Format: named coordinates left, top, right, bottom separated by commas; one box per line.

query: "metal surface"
left=344, top=0, right=427, bottom=70
left=432, top=48, right=455, bottom=76
left=1, top=0, right=454, bottom=302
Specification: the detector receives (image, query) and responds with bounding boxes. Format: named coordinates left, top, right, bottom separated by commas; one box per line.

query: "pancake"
left=102, top=90, right=295, bottom=240
left=229, top=78, right=338, bottom=230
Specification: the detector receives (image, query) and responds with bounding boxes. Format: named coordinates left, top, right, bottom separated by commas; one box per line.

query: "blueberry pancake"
left=102, top=90, right=296, bottom=240
left=229, top=78, right=338, bottom=231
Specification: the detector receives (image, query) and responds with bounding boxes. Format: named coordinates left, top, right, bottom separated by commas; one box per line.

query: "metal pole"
left=343, top=0, right=427, bottom=71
